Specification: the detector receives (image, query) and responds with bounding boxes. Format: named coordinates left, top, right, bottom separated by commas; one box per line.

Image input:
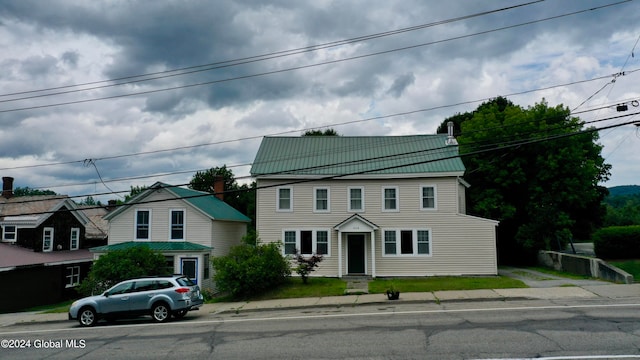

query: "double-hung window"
left=277, top=187, right=293, bottom=212
left=348, top=187, right=364, bottom=212
left=135, top=209, right=151, bottom=240
left=382, top=186, right=399, bottom=211
left=2, top=225, right=16, bottom=242
left=70, top=227, right=80, bottom=250
left=43, top=227, right=54, bottom=252
left=382, top=229, right=431, bottom=256
left=282, top=230, right=330, bottom=256
left=170, top=209, right=185, bottom=240
left=421, top=185, right=437, bottom=210
left=66, top=266, right=80, bottom=287
left=314, top=187, right=330, bottom=212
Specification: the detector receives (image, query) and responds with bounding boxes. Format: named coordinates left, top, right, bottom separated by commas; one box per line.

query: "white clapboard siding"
left=256, top=176, right=498, bottom=277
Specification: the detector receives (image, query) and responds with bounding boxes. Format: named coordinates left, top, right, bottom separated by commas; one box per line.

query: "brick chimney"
left=213, top=176, right=224, bottom=201
left=2, top=177, right=14, bottom=199
left=106, top=199, right=117, bottom=212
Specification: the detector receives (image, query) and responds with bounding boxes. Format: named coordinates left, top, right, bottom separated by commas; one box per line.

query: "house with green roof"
left=95, top=182, right=251, bottom=290
left=250, top=134, right=498, bottom=278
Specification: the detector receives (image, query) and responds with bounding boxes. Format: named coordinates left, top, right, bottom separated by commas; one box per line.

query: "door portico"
left=334, top=214, right=379, bottom=278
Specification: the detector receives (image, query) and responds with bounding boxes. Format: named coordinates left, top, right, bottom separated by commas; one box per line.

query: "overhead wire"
left=8, top=113, right=639, bottom=217
left=0, top=1, right=630, bottom=114
left=0, top=1, right=545, bottom=101
left=6, top=109, right=639, bottom=207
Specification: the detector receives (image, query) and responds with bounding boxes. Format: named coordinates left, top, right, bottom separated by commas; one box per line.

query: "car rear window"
left=156, top=280, right=174, bottom=289
left=176, top=277, right=195, bottom=286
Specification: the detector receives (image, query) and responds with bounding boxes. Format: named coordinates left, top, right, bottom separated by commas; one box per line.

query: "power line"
left=9, top=115, right=638, bottom=217
left=0, top=1, right=544, bottom=102
left=1, top=68, right=637, bottom=175
left=6, top=110, right=639, bottom=207
left=0, top=1, right=630, bottom=114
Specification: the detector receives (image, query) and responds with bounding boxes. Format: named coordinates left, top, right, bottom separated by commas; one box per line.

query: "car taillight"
left=175, top=288, right=190, bottom=294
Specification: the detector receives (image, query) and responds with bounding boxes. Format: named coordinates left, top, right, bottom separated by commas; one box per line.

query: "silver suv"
left=68, top=275, right=203, bottom=327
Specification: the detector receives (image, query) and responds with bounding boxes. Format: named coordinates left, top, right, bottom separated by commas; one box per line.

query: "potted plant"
left=386, top=283, right=400, bottom=300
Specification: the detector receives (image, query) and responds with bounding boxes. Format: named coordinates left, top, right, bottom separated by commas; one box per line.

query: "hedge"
left=593, top=225, right=640, bottom=259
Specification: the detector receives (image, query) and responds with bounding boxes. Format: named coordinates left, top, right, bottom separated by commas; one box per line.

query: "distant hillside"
left=608, top=185, right=640, bottom=197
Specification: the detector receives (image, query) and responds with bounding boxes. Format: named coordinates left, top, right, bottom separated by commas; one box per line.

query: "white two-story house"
left=250, top=134, right=498, bottom=278
left=94, top=182, right=251, bottom=289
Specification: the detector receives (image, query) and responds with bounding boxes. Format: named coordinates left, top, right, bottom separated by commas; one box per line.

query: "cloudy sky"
left=1, top=0, right=639, bottom=203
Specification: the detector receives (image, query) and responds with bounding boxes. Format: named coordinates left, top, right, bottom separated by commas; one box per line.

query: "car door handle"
left=121, top=297, right=129, bottom=301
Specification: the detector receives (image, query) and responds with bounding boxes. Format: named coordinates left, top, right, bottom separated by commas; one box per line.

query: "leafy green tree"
left=603, top=192, right=640, bottom=226
left=189, top=166, right=256, bottom=227
left=444, top=97, right=610, bottom=264
left=303, top=128, right=340, bottom=136
left=13, top=187, right=56, bottom=196
left=77, top=247, right=168, bottom=295
left=123, top=185, right=148, bottom=202
left=78, top=196, right=102, bottom=206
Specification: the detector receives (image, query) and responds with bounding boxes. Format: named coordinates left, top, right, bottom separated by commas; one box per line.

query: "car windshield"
left=176, top=276, right=195, bottom=286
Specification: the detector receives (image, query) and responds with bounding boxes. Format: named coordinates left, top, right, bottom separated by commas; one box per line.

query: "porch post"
left=337, top=230, right=343, bottom=278
left=370, top=230, right=376, bottom=278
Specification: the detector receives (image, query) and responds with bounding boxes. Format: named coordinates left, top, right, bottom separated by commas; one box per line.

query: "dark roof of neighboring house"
left=78, top=206, right=109, bottom=240
left=0, top=195, right=89, bottom=227
left=0, top=243, right=92, bottom=270
left=91, top=241, right=211, bottom=253
left=250, top=135, right=465, bottom=177
left=104, top=182, right=251, bottom=223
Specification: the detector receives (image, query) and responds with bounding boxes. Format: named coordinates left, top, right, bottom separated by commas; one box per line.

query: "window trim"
left=420, top=184, right=437, bottom=211
left=281, top=229, right=331, bottom=256
left=313, top=187, right=330, bottom=213
left=43, top=227, right=54, bottom=252
left=169, top=209, right=186, bottom=241
left=70, top=227, right=80, bottom=250
left=2, top=225, right=17, bottom=242
left=382, top=228, right=432, bottom=257
left=65, top=266, right=81, bottom=288
left=134, top=209, right=151, bottom=241
left=276, top=187, right=293, bottom=212
left=348, top=186, right=365, bottom=212
left=382, top=186, right=399, bottom=212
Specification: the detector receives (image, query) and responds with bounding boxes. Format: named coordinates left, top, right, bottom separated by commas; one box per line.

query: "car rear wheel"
left=78, top=307, right=97, bottom=327
left=152, top=303, right=170, bottom=323
left=173, top=309, right=188, bottom=319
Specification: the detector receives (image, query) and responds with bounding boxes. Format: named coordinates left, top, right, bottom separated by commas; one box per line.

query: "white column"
left=370, top=230, right=376, bottom=278
left=337, top=230, right=343, bottom=278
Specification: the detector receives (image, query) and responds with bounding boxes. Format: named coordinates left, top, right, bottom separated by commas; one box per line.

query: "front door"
left=181, top=258, right=198, bottom=284
left=347, top=235, right=365, bottom=274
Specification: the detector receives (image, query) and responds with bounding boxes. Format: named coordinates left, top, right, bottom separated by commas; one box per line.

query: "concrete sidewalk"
left=2, top=282, right=640, bottom=328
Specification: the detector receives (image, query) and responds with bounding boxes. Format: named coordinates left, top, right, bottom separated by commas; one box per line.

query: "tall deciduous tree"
left=303, top=128, right=340, bottom=136
left=189, top=165, right=256, bottom=228
left=442, top=97, right=610, bottom=264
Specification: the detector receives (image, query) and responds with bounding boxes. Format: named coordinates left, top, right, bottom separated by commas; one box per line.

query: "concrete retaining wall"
left=537, top=251, right=634, bottom=284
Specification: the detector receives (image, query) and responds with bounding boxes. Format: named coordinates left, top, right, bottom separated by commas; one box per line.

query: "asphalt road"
left=2, top=298, right=640, bottom=360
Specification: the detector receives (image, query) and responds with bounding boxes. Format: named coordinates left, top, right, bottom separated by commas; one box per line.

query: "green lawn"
left=609, top=260, right=640, bottom=281
left=368, top=276, right=527, bottom=294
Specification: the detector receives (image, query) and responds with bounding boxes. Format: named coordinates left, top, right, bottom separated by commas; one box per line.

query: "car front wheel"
left=78, top=307, right=97, bottom=327
left=152, top=303, right=170, bottom=323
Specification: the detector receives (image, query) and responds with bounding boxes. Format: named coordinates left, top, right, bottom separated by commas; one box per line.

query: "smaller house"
left=0, top=177, right=108, bottom=312
left=94, top=182, right=251, bottom=291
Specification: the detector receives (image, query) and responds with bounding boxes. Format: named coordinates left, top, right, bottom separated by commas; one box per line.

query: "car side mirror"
left=103, top=291, right=110, bottom=297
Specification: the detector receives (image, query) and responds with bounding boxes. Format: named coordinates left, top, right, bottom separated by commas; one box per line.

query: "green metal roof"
left=166, top=185, right=251, bottom=223
left=104, top=183, right=251, bottom=223
left=250, top=135, right=465, bottom=176
left=91, top=241, right=211, bottom=253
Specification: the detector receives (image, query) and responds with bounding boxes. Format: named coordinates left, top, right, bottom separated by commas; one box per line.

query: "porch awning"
left=90, top=241, right=212, bottom=253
